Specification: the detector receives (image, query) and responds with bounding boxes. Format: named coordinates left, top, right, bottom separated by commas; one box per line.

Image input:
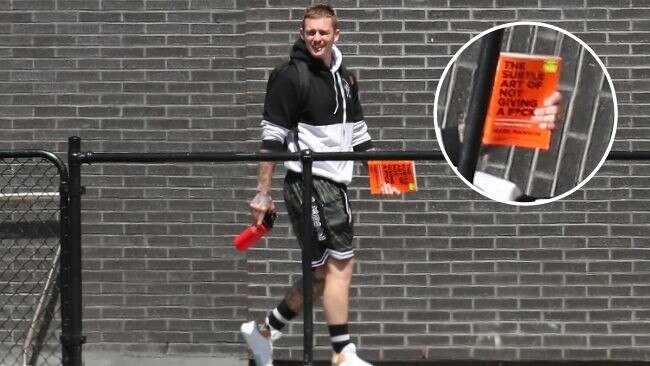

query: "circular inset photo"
left=434, top=22, right=617, bottom=205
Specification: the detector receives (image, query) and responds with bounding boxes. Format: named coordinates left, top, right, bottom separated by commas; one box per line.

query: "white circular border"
left=433, top=21, right=618, bottom=206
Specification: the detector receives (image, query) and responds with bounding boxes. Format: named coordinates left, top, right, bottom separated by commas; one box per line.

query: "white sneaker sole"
left=240, top=321, right=273, bottom=366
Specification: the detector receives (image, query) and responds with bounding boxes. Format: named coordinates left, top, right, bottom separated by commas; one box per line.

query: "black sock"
left=267, top=300, right=297, bottom=331
left=328, top=324, right=350, bottom=353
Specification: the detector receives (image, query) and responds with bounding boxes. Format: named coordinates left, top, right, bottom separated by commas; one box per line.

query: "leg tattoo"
left=284, top=274, right=326, bottom=314
left=265, top=271, right=327, bottom=332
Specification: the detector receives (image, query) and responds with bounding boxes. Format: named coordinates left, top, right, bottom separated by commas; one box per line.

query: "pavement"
left=83, top=352, right=248, bottom=366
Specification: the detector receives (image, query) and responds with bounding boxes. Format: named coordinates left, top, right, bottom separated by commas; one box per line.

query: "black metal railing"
left=64, top=135, right=650, bottom=366
left=4, top=139, right=650, bottom=366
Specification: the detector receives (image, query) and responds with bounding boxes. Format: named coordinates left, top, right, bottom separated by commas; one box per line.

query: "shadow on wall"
left=437, top=24, right=615, bottom=200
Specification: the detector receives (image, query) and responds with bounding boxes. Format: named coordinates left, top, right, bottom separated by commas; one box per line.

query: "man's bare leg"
left=322, top=257, right=353, bottom=323
left=322, top=257, right=354, bottom=354
left=284, top=265, right=327, bottom=312
left=261, top=265, right=326, bottom=334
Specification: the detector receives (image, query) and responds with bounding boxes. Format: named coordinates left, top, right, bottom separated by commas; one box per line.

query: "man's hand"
left=379, top=182, right=401, bottom=195
left=532, top=91, right=563, bottom=130
left=364, top=150, right=403, bottom=196
left=250, top=191, right=275, bottom=226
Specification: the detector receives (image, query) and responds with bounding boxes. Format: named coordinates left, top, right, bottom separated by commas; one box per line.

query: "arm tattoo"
left=257, top=157, right=275, bottom=194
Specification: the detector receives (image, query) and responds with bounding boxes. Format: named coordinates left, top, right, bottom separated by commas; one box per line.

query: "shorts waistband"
left=285, top=170, right=347, bottom=190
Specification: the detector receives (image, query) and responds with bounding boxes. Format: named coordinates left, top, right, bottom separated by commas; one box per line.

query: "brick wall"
left=2, top=0, right=650, bottom=363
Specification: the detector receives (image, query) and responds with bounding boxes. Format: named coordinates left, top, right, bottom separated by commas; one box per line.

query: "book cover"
left=368, top=160, right=417, bottom=194
left=482, top=52, right=562, bottom=150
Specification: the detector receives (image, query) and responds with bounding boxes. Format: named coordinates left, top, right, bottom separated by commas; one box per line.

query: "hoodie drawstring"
left=332, top=71, right=347, bottom=120
left=334, top=71, right=348, bottom=145
left=332, top=71, right=339, bottom=115
left=336, top=72, right=347, bottom=124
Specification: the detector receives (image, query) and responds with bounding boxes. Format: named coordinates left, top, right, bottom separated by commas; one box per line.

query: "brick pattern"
left=1, top=1, right=650, bottom=363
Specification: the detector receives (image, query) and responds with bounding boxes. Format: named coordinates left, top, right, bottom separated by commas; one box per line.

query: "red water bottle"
left=233, top=212, right=276, bottom=252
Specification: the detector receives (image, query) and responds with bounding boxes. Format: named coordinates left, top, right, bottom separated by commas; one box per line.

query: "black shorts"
left=283, top=171, right=354, bottom=268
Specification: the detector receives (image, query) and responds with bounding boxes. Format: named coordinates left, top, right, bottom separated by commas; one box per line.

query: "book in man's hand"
left=367, top=160, right=417, bottom=195
left=482, top=52, right=562, bottom=150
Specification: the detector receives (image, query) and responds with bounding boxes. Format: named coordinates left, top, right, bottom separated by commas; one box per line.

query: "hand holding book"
left=482, top=52, right=563, bottom=150
left=457, top=91, right=562, bottom=144
left=379, top=182, right=402, bottom=195
left=531, top=91, right=563, bottom=130
left=367, top=160, right=417, bottom=195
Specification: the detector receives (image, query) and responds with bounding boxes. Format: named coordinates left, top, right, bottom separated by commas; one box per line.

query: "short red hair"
left=302, top=4, right=338, bottom=30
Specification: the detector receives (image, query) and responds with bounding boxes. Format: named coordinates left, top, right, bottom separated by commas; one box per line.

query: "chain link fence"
left=1, top=157, right=63, bottom=366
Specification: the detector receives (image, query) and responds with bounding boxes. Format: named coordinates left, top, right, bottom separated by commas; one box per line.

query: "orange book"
left=367, top=160, right=417, bottom=194
left=482, top=52, right=562, bottom=150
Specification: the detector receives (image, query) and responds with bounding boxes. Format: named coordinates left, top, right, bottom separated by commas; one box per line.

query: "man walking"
left=240, top=4, right=388, bottom=366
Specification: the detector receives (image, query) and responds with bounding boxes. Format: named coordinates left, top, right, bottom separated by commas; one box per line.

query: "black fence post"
left=300, top=149, right=314, bottom=366
left=458, top=28, right=504, bottom=182
left=61, top=136, right=85, bottom=366
left=58, top=151, right=71, bottom=366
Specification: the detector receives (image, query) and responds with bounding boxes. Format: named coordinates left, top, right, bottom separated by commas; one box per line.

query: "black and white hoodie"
left=260, top=39, right=373, bottom=185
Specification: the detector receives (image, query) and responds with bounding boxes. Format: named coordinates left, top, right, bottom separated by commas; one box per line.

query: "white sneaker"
left=331, top=343, right=373, bottom=366
left=240, top=320, right=281, bottom=366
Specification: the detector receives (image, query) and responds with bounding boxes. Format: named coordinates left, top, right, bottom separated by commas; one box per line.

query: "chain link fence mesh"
left=1, top=157, right=62, bottom=366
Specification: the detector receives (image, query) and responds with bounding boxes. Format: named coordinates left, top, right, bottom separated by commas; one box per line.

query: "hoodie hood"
left=290, top=38, right=342, bottom=73
left=260, top=39, right=373, bottom=185
left=290, top=38, right=346, bottom=117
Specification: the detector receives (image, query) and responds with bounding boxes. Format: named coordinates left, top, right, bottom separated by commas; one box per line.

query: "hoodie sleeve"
left=346, top=72, right=374, bottom=152
left=352, top=121, right=373, bottom=152
left=260, top=65, right=300, bottom=152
